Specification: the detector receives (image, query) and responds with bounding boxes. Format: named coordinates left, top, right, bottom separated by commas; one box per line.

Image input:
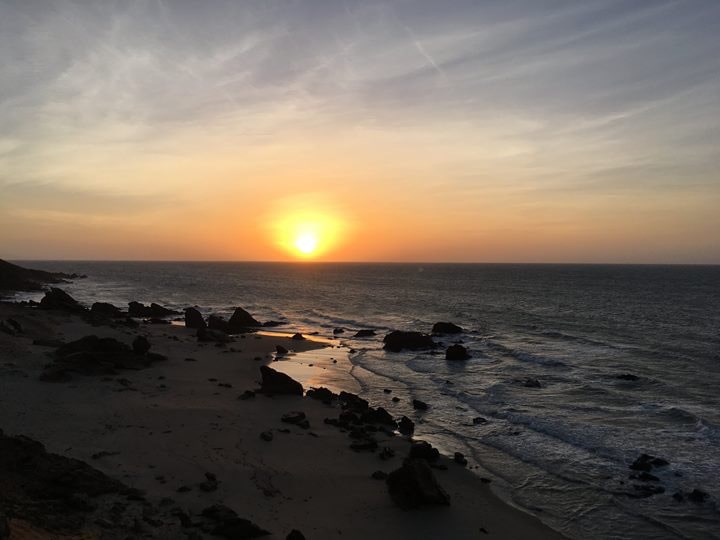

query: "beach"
left=0, top=294, right=564, bottom=539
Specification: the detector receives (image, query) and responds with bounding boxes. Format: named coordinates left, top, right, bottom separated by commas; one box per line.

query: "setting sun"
left=294, top=232, right=319, bottom=255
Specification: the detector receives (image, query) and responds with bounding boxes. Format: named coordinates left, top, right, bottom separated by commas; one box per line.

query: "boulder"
left=398, top=416, right=415, bottom=436
left=453, top=452, right=468, bottom=466
left=291, top=333, right=305, bottom=341
left=386, top=458, right=450, bottom=509
left=432, top=322, right=463, bottom=334
left=339, top=391, right=369, bottom=412
left=408, top=441, right=440, bottom=462
left=208, top=315, right=230, bottom=332
left=446, top=344, right=470, bottom=360
left=258, top=366, right=303, bottom=395
left=276, top=345, right=289, bottom=355
left=617, top=373, right=640, bottom=381
left=354, top=329, right=376, bottom=338
left=39, top=288, right=86, bottom=313
left=184, top=307, right=206, bottom=329
left=286, top=530, right=306, bottom=540
left=149, top=302, right=179, bottom=317
left=412, top=399, right=429, bottom=411
left=333, top=327, right=345, bottom=335
left=524, top=378, right=542, bottom=388
left=127, top=301, right=178, bottom=318
left=227, top=307, right=262, bottom=332
left=90, top=302, right=123, bottom=318
left=306, top=387, right=338, bottom=403
left=132, top=336, right=151, bottom=355
left=383, top=331, right=435, bottom=352
left=629, top=453, right=669, bottom=472
left=361, top=407, right=396, bottom=426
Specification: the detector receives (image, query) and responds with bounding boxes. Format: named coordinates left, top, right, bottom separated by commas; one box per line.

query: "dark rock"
left=39, top=288, right=86, bottom=313
left=0, top=259, right=80, bottom=292
left=472, top=417, right=487, bottom=425
left=386, top=458, right=450, bottom=509
left=200, top=504, right=270, bottom=539
left=90, top=302, right=123, bottom=318
left=383, top=388, right=392, bottom=393
left=262, top=320, right=284, bottom=327
left=208, top=314, right=230, bottom=332
left=453, top=452, right=467, bottom=466
left=260, top=431, right=273, bottom=442
left=372, top=470, right=388, bottom=480
left=132, top=336, right=151, bottom=355
left=446, top=344, right=470, bottom=360
left=398, top=416, right=415, bottom=436
left=412, top=399, right=429, bottom=411
left=383, top=331, right=435, bottom=352
left=354, top=329, right=376, bottom=338
left=339, top=391, right=369, bottom=412
left=227, top=307, right=262, bottom=332
left=432, top=322, right=463, bottom=334
left=306, top=386, right=338, bottom=403
left=197, top=327, right=231, bottom=343
left=688, top=489, right=709, bottom=503
left=333, top=327, right=345, bottom=335
left=391, top=396, right=400, bottom=403
left=408, top=441, right=440, bottom=462
left=361, top=407, right=396, bottom=426
left=633, top=484, right=665, bottom=498
left=184, top=307, right=206, bottom=329
left=524, top=378, right=542, bottom=388
left=629, top=453, right=669, bottom=472
left=128, top=301, right=179, bottom=318
left=239, top=390, right=256, bottom=400
left=259, top=366, right=303, bottom=395
left=291, top=333, right=305, bottom=341
left=276, top=345, right=289, bottom=355
left=636, top=472, right=659, bottom=482
left=286, top=530, right=306, bottom=540
left=616, top=373, right=640, bottom=381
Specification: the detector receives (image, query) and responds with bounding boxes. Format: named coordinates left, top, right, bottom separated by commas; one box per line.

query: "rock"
left=635, top=472, right=659, bottom=482
left=306, top=386, right=338, bottom=404
left=281, top=411, right=308, bottom=428
left=90, top=302, right=123, bottom=318
left=408, top=441, right=440, bottom=462
left=0, top=259, right=81, bottom=292
left=386, top=458, right=450, bottom=509
left=361, top=407, right=396, bottom=426
left=260, top=431, right=273, bottom=442
left=398, top=416, right=415, bottom=436
left=197, top=327, right=231, bottom=343
left=200, top=504, right=270, bottom=539
left=184, top=307, right=206, bottom=329
left=128, top=301, right=179, bottom=318
left=453, top=452, right=467, bottom=466
left=276, top=345, right=289, bottom=355
left=226, top=307, right=261, bottom=333
left=239, top=390, right=256, bottom=400
left=688, top=489, right=709, bottom=503
left=629, top=454, right=669, bottom=472
left=412, top=399, right=429, bottom=411
left=472, top=417, right=487, bottom=425
left=333, top=327, right=345, bottom=335
left=383, top=331, right=435, bottom=352
left=339, top=391, right=369, bottom=412
left=132, top=336, right=151, bottom=355
left=262, top=320, right=283, bottom=327
left=391, top=396, right=400, bottom=403
left=524, top=378, right=542, bottom=388
left=149, top=302, right=179, bottom=317
left=354, top=329, right=376, bottom=337
left=291, top=333, right=305, bottom=341
left=446, top=344, right=470, bottom=360
left=39, top=288, right=86, bottom=313
left=432, top=322, right=463, bottom=334
left=286, top=530, right=306, bottom=540
left=616, top=373, right=640, bottom=381
left=259, top=366, right=303, bottom=395
left=208, top=314, right=230, bottom=332
left=633, top=484, right=665, bottom=498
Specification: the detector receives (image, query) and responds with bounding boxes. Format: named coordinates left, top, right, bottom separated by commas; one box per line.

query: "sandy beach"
left=0, top=296, right=564, bottom=540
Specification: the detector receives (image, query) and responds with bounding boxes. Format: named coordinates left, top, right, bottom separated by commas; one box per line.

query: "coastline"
left=0, top=299, right=564, bottom=539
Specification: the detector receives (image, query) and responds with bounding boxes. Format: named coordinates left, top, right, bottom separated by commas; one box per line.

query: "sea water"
left=11, top=262, right=720, bottom=539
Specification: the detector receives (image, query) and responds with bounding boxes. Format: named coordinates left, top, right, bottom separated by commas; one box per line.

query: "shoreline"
left=0, top=297, right=565, bottom=539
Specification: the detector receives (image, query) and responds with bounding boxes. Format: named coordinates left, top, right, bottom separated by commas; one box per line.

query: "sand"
left=0, top=301, right=564, bottom=539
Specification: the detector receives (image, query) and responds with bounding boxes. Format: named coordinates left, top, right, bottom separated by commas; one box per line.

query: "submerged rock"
left=445, top=344, right=470, bottom=360
left=386, top=458, right=450, bottom=509
left=383, top=331, right=435, bottom=352
left=412, top=399, right=429, bottom=411
left=523, top=378, right=542, bottom=388
left=184, top=307, right=206, bottom=329
left=432, top=322, right=463, bottom=334
left=354, top=329, right=376, bottom=338
left=258, top=366, right=303, bottom=395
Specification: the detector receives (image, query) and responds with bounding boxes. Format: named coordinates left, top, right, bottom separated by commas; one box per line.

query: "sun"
left=294, top=232, right=318, bottom=255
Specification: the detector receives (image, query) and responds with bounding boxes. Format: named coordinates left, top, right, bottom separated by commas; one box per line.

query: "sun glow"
left=294, top=232, right=319, bottom=255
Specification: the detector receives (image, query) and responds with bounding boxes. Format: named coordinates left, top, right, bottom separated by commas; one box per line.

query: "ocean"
left=10, top=261, right=720, bottom=539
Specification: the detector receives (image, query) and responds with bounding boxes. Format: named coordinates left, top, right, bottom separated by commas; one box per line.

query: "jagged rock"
left=386, top=458, right=450, bottom=509
left=453, top=452, right=467, bottom=466
left=276, top=345, right=289, bottom=355
left=398, top=416, right=415, bottom=436
left=412, top=399, right=429, bottom=411
left=306, top=387, right=338, bottom=404
left=291, top=333, right=305, bottom=341
left=0, top=259, right=79, bottom=292
left=258, top=366, right=303, bottom=395
left=408, top=441, right=440, bottom=462
left=184, top=307, right=206, bottom=329
left=227, top=307, right=262, bottom=332
left=132, top=336, right=151, bottom=355
left=432, top=322, right=463, bottom=334
left=383, top=331, right=435, bottom=352
left=197, top=327, right=231, bottom=343
left=90, top=302, right=123, bottom=318
left=446, top=344, right=470, bottom=360
left=200, top=504, right=270, bottom=539
left=354, top=329, right=376, bottom=338
left=39, top=288, right=86, bottom=313
left=208, top=315, right=230, bottom=332
left=361, top=407, right=396, bottom=426
left=339, top=391, right=369, bottom=412
left=128, top=301, right=179, bottom=318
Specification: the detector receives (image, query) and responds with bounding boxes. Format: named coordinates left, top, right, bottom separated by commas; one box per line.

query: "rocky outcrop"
left=0, top=259, right=82, bottom=293
left=184, top=307, right=206, bottom=329
left=386, top=458, right=450, bottom=509
left=90, top=302, right=123, bottom=318
left=306, top=387, right=338, bottom=404
left=446, top=344, right=470, bottom=360
left=383, top=331, right=435, bottom=352
left=227, top=307, right=262, bottom=332
left=208, top=314, right=230, bottom=332
left=39, top=288, right=86, bottom=313
left=200, top=504, right=270, bottom=539
left=432, top=322, right=463, bottom=334
left=127, top=301, right=179, bottom=318
left=408, top=441, right=440, bottom=462
left=258, top=366, right=303, bottom=395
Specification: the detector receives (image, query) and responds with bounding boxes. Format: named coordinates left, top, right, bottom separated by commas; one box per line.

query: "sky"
left=1, top=0, right=719, bottom=263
